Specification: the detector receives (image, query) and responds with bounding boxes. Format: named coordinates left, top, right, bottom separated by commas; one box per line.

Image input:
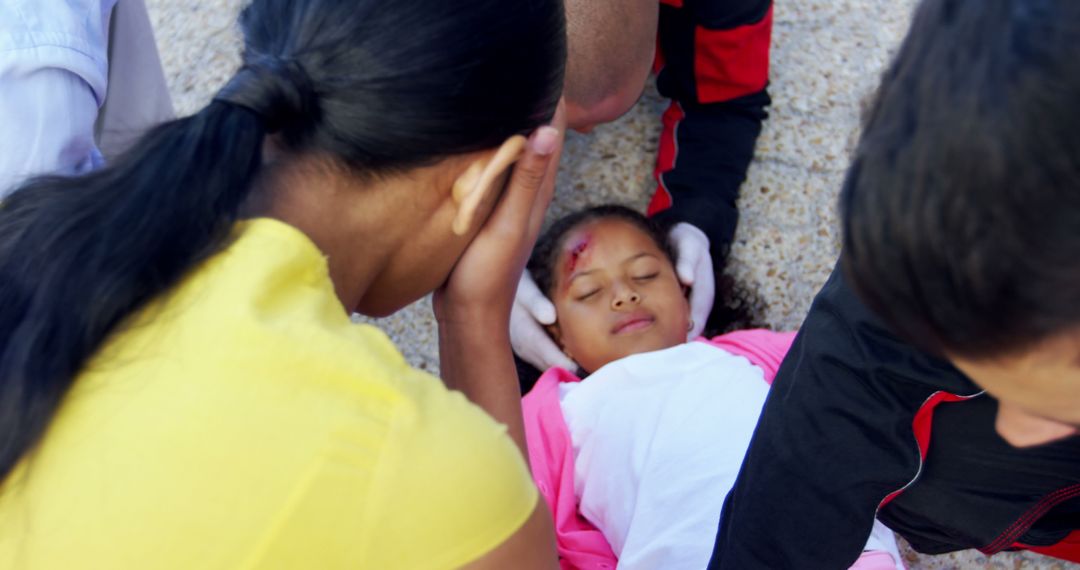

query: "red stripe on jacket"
left=878, top=391, right=976, bottom=509
left=694, top=5, right=773, bottom=103
left=647, top=101, right=685, bottom=216
left=1017, top=529, right=1080, bottom=563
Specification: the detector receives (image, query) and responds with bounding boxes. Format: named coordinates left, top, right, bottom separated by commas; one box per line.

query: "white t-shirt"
left=560, top=342, right=768, bottom=569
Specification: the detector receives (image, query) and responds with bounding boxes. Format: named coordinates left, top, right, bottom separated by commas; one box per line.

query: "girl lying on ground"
left=521, top=205, right=903, bottom=570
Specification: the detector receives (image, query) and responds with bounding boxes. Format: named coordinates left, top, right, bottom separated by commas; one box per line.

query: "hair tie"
left=214, top=54, right=317, bottom=134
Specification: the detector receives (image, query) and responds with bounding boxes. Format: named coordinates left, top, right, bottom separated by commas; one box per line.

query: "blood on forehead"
left=563, top=233, right=592, bottom=276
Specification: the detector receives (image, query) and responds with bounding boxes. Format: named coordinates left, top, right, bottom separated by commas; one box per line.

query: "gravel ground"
left=143, top=1, right=1077, bottom=568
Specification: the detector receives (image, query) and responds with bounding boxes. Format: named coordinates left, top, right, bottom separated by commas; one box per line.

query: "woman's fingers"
left=488, top=122, right=562, bottom=237
left=526, top=99, right=567, bottom=237
left=479, top=98, right=565, bottom=243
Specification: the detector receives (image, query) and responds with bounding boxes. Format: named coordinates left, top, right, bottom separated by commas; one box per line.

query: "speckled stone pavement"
left=144, top=1, right=1077, bottom=568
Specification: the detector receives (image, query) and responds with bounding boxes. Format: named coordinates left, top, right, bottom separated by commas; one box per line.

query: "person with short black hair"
left=709, top=0, right=1080, bottom=567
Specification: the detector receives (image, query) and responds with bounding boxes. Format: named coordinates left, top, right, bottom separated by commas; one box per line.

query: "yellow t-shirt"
left=0, top=218, right=537, bottom=569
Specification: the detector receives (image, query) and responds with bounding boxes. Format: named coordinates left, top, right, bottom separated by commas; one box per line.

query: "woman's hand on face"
left=434, top=101, right=567, bottom=327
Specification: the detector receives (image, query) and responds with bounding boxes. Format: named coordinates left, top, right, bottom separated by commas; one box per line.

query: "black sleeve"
left=651, top=0, right=772, bottom=259
left=707, top=264, right=981, bottom=568
left=650, top=96, right=768, bottom=259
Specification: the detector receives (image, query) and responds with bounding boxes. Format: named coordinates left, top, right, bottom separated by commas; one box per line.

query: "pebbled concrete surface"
left=143, top=1, right=1077, bottom=567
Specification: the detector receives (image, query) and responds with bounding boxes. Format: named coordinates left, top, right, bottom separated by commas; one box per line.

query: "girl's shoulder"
left=702, top=329, right=798, bottom=382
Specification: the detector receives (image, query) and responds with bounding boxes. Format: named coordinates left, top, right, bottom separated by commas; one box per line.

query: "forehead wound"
left=563, top=233, right=592, bottom=275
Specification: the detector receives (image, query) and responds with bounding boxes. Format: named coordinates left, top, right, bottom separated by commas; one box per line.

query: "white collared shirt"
left=0, top=0, right=117, bottom=196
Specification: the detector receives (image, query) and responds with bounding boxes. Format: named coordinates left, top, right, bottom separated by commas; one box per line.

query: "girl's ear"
left=545, top=322, right=574, bottom=360
left=449, top=135, right=528, bottom=235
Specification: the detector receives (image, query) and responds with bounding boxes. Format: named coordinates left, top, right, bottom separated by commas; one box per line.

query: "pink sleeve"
left=848, top=551, right=901, bottom=570
left=522, top=368, right=618, bottom=570
left=701, top=329, right=798, bottom=383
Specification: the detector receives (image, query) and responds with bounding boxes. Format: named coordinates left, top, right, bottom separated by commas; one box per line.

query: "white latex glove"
left=510, top=271, right=578, bottom=371
left=669, top=222, right=715, bottom=340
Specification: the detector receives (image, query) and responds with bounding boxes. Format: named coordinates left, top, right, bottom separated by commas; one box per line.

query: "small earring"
left=687, top=319, right=694, bottom=332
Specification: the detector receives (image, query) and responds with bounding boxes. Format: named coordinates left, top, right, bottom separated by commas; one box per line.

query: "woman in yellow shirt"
left=0, top=0, right=565, bottom=568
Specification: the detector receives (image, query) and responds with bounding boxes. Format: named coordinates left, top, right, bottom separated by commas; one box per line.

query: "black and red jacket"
left=708, top=265, right=1080, bottom=568
left=648, top=0, right=773, bottom=264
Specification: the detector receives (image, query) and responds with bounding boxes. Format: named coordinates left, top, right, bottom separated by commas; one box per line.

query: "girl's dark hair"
left=0, top=0, right=565, bottom=478
left=840, top=0, right=1080, bottom=358
left=528, top=204, right=757, bottom=336
left=529, top=205, right=676, bottom=297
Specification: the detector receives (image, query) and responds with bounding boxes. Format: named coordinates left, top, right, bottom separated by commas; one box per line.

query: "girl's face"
left=550, top=218, right=690, bottom=373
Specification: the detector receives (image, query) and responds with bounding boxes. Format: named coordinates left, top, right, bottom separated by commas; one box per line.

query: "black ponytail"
left=0, top=103, right=267, bottom=476
left=0, top=0, right=564, bottom=479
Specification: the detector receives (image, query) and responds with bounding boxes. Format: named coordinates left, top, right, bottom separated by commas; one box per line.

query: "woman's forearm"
left=438, top=319, right=528, bottom=457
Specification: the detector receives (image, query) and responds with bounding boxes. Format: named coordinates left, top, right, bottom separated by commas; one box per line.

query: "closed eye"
left=576, top=289, right=601, bottom=301
left=633, top=273, right=659, bottom=282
